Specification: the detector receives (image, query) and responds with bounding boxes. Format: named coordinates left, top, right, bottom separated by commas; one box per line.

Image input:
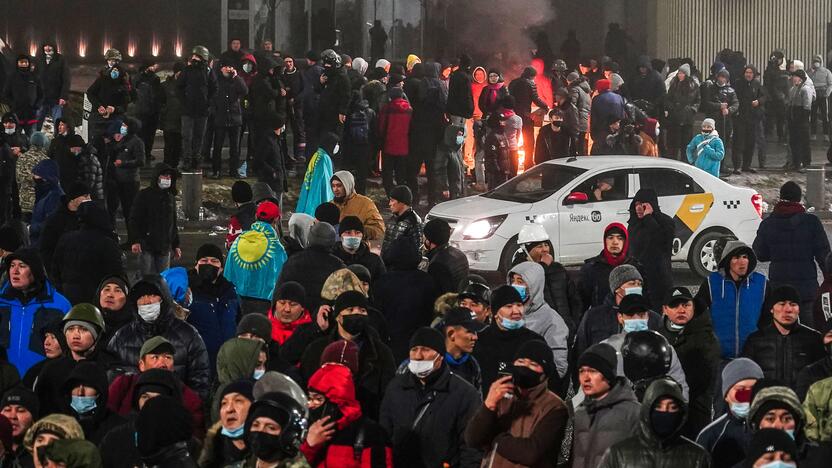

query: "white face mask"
left=158, top=177, right=172, bottom=190
left=3, top=128, right=14, bottom=135
left=407, top=357, right=437, bottom=378
left=332, top=144, right=340, bottom=155
left=138, top=302, right=161, bottom=322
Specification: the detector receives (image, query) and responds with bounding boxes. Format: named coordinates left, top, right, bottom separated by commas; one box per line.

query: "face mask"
left=110, top=69, right=120, bottom=80
left=4, top=128, right=14, bottom=135
left=408, top=357, right=437, bottom=378
left=340, top=314, right=367, bottom=336
left=511, top=365, right=543, bottom=389
left=70, top=395, right=97, bottom=414
left=249, top=431, right=286, bottom=463
left=702, top=130, right=711, bottom=135
left=342, top=236, right=362, bottom=251
left=243, top=63, right=253, bottom=73
left=332, top=144, right=340, bottom=155
left=253, top=369, right=265, bottom=380
left=158, top=177, right=172, bottom=190
left=500, top=317, right=525, bottom=330
left=785, top=429, right=795, bottom=439
left=812, top=62, right=820, bottom=69
left=138, top=302, right=161, bottom=322
left=511, top=285, right=528, bottom=302
left=222, top=72, right=232, bottom=78
left=221, top=424, right=245, bottom=439
left=667, top=321, right=685, bottom=331
left=455, top=135, right=464, bottom=146
left=650, top=410, right=682, bottom=438
left=120, top=126, right=128, bottom=137
left=729, top=402, right=750, bottom=419
left=198, top=264, right=219, bottom=283
left=624, top=287, right=642, bottom=296
left=623, top=318, right=649, bottom=333
left=759, top=462, right=796, bottom=468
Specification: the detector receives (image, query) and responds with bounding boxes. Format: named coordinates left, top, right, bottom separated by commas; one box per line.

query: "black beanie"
left=408, top=326, right=446, bottom=355
left=423, top=218, right=451, bottom=245
left=347, top=264, right=372, bottom=283
left=196, top=243, right=224, bottom=262
left=0, top=225, right=24, bottom=252
left=236, top=313, right=272, bottom=341
left=389, top=185, right=413, bottom=205
left=220, top=379, right=255, bottom=403
left=577, top=343, right=618, bottom=384
left=744, top=429, right=797, bottom=468
left=770, top=285, right=801, bottom=306
left=132, top=368, right=180, bottom=410
left=274, top=281, right=306, bottom=306
left=490, top=285, right=523, bottom=314
left=314, top=202, right=341, bottom=226
left=231, top=181, right=253, bottom=204
left=63, top=182, right=91, bottom=201
left=1, top=387, right=39, bottom=419
left=136, top=395, right=192, bottom=456
left=514, top=339, right=555, bottom=376
left=779, top=181, right=802, bottom=202
left=334, top=290, right=369, bottom=316
left=339, top=216, right=364, bottom=235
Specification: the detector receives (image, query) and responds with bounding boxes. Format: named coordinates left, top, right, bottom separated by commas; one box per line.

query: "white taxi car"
left=427, top=156, right=763, bottom=277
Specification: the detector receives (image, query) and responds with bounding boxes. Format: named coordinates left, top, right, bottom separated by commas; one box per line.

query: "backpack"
left=348, top=106, right=370, bottom=145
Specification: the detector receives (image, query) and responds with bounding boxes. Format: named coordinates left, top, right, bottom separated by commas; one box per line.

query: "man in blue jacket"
left=590, top=78, right=627, bottom=154
left=0, top=248, right=70, bottom=375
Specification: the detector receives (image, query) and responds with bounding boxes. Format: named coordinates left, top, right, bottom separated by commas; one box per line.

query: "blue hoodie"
left=30, top=159, right=64, bottom=245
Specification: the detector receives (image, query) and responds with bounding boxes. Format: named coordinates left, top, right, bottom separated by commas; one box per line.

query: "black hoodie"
left=36, top=42, right=71, bottom=104
left=61, top=361, right=125, bottom=444
left=2, top=57, right=42, bottom=123
left=86, top=64, right=131, bottom=115
left=127, top=163, right=180, bottom=254
left=627, top=189, right=675, bottom=309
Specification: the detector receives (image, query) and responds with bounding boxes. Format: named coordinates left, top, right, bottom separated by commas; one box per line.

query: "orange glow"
left=517, top=132, right=526, bottom=174
left=102, top=35, right=111, bottom=55
left=127, top=37, right=137, bottom=57
left=174, top=36, right=183, bottom=57
left=151, top=35, right=160, bottom=57
left=29, top=42, right=38, bottom=57
left=78, top=36, right=87, bottom=58
left=531, top=58, right=553, bottom=108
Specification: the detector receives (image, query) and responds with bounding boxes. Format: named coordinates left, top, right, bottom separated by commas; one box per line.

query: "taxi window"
left=570, top=169, right=630, bottom=202
left=638, top=168, right=704, bottom=196
left=484, top=164, right=587, bottom=203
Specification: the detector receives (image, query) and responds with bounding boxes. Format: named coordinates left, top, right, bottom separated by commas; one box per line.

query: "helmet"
left=517, top=224, right=549, bottom=245
left=192, top=45, right=210, bottom=62
left=622, top=330, right=672, bottom=384
left=321, top=49, right=341, bottom=68
left=553, top=59, right=567, bottom=72
left=62, top=303, right=106, bottom=333
left=458, top=282, right=491, bottom=305
left=247, top=372, right=309, bottom=458
left=104, top=48, right=122, bottom=61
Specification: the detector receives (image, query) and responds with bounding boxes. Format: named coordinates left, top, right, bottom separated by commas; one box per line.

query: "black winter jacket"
left=39, top=204, right=79, bottom=276
left=578, top=252, right=642, bottom=310
left=133, top=70, right=163, bottom=117
left=628, top=189, right=675, bottom=310
left=160, top=78, right=184, bottom=132
left=107, top=275, right=211, bottom=399
left=106, top=126, right=146, bottom=184
left=318, top=66, right=352, bottom=129
left=574, top=297, right=663, bottom=362
left=695, top=412, right=751, bottom=468
left=276, top=245, right=345, bottom=312
left=742, top=323, right=825, bottom=389
left=626, top=59, right=666, bottom=112
left=702, top=81, right=739, bottom=121
left=250, top=73, right=287, bottom=127
left=2, top=68, right=42, bottom=122
left=665, top=77, right=700, bottom=126
left=379, top=364, right=482, bottom=468
left=508, top=73, right=548, bottom=119
left=446, top=68, right=474, bottom=118
left=87, top=67, right=132, bottom=115
left=36, top=50, right=71, bottom=104
left=128, top=165, right=179, bottom=253
left=796, top=355, right=832, bottom=402
left=473, top=325, right=548, bottom=398
left=211, top=74, right=248, bottom=127
left=381, top=209, right=422, bottom=261
left=426, top=243, right=469, bottom=295
left=177, top=62, right=217, bottom=117
left=735, top=76, right=768, bottom=121
left=332, top=242, right=387, bottom=285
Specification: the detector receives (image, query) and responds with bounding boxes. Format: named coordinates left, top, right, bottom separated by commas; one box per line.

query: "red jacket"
left=378, top=97, right=412, bottom=157
left=300, top=364, right=393, bottom=467
left=107, top=373, right=205, bottom=438
left=268, top=309, right=313, bottom=345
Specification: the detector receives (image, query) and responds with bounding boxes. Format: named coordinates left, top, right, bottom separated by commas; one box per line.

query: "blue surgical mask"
left=623, top=318, right=648, bottom=333
left=512, top=285, right=528, bottom=302
left=785, top=429, right=795, bottom=440
left=729, top=402, right=750, bottom=419
left=70, top=395, right=97, bottom=414
left=110, top=68, right=120, bottom=80
left=221, top=425, right=245, bottom=439
left=120, top=126, right=128, bottom=137
left=500, top=317, right=525, bottom=330
left=455, top=135, right=465, bottom=146
left=624, top=287, right=643, bottom=296
left=342, top=236, right=362, bottom=251
left=759, top=462, right=796, bottom=468
left=253, top=369, right=265, bottom=380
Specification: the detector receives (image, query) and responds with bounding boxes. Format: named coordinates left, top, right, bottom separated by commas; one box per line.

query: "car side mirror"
left=563, top=192, right=589, bottom=205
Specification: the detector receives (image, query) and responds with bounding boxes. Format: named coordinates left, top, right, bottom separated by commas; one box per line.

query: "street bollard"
left=805, top=166, right=825, bottom=210
left=181, top=171, right=203, bottom=221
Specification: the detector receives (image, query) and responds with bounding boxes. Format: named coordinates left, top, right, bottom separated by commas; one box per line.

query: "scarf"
left=269, top=310, right=312, bottom=345
left=772, top=201, right=806, bottom=216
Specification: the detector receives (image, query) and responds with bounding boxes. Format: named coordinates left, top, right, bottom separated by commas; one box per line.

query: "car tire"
left=687, top=230, right=730, bottom=278
left=498, top=235, right=520, bottom=275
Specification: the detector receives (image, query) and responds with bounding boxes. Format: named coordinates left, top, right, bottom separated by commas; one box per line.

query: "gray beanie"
left=63, top=320, right=99, bottom=342
left=609, top=264, right=643, bottom=292
left=721, top=357, right=764, bottom=397
left=308, top=222, right=337, bottom=248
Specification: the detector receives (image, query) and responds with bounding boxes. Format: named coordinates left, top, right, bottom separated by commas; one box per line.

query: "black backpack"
left=348, top=106, right=370, bottom=145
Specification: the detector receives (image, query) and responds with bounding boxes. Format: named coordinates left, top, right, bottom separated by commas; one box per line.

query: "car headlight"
left=462, top=215, right=507, bottom=240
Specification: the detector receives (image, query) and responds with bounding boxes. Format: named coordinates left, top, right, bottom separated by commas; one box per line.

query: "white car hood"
left=429, top=194, right=533, bottom=222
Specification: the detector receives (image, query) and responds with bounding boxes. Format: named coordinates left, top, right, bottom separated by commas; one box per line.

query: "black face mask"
left=825, top=342, right=832, bottom=358
left=340, top=315, right=367, bottom=336
left=511, top=365, right=543, bottom=389
left=249, top=431, right=286, bottom=462
left=198, top=264, right=220, bottom=283
left=309, top=400, right=343, bottom=425
left=650, top=410, right=683, bottom=438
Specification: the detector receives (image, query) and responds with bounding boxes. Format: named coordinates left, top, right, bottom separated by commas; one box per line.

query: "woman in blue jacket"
left=686, top=118, right=725, bottom=177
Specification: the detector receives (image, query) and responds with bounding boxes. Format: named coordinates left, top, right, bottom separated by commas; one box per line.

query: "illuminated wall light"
left=151, top=35, right=160, bottom=57
left=29, top=42, right=38, bottom=57
left=78, top=36, right=87, bottom=58
left=127, top=39, right=137, bottom=58
left=102, top=35, right=111, bottom=55
left=174, top=36, right=183, bottom=57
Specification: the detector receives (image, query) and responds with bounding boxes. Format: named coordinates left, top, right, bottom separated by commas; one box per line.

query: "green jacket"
left=42, top=439, right=103, bottom=468
left=804, top=376, right=832, bottom=442
left=228, top=453, right=310, bottom=468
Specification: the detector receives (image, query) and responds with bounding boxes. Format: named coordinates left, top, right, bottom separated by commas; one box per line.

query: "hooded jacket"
left=2, top=60, right=43, bottom=123
left=578, top=222, right=643, bottom=309
left=627, top=55, right=666, bottom=108
left=107, top=275, right=211, bottom=399
left=318, top=65, right=352, bottom=131
left=177, top=60, right=217, bottom=117
left=276, top=229, right=346, bottom=313
left=0, top=248, right=70, bottom=375
left=128, top=163, right=180, bottom=253
left=808, top=55, right=832, bottom=98
left=87, top=65, right=132, bottom=116
left=51, top=203, right=124, bottom=305
left=686, top=129, right=725, bottom=177
left=571, top=378, right=641, bottom=468
left=411, top=62, right=448, bottom=128
left=628, top=189, right=675, bottom=309
left=666, top=68, right=701, bottom=126
left=62, top=361, right=126, bottom=443
left=106, top=117, right=146, bottom=183
left=287, top=213, right=315, bottom=251
left=36, top=43, right=71, bottom=105
left=598, top=378, right=710, bottom=468
left=30, top=159, right=64, bottom=245
left=378, top=94, right=412, bottom=157
left=446, top=67, right=474, bottom=118
left=187, top=268, right=240, bottom=371
left=224, top=220, right=288, bottom=301
left=508, top=68, right=549, bottom=119
left=42, top=439, right=103, bottom=468
left=331, top=171, right=385, bottom=241
left=507, top=262, right=569, bottom=378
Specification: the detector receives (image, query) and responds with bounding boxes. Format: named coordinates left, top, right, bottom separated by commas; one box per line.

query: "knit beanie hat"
left=490, top=285, right=523, bottom=314
left=408, top=327, right=446, bottom=355
left=220, top=379, right=255, bottom=403
left=721, top=357, right=764, bottom=397
left=609, top=264, right=642, bottom=292
left=136, top=396, right=192, bottom=456
left=0, top=225, right=24, bottom=253
left=347, top=264, right=372, bottom=284
left=339, top=216, right=364, bottom=235
left=320, top=340, right=360, bottom=376
left=63, top=320, right=99, bottom=342
left=308, top=222, right=337, bottom=248
left=196, top=243, right=224, bottom=262
left=423, top=218, right=451, bottom=245
left=389, top=185, right=413, bottom=205
left=702, top=118, right=716, bottom=129
left=236, top=313, right=272, bottom=341
left=514, top=339, right=555, bottom=376
left=314, top=202, right=341, bottom=225
left=63, top=182, right=91, bottom=201
left=231, top=181, right=253, bottom=204
left=132, top=368, right=181, bottom=410
left=769, top=285, right=801, bottom=306
left=567, top=71, right=580, bottom=82
left=596, top=79, right=611, bottom=93
left=779, top=181, right=802, bottom=202
left=274, top=281, right=306, bottom=306
left=334, top=290, right=368, bottom=316
left=578, top=343, right=618, bottom=384
left=744, top=429, right=797, bottom=468
left=1, top=387, right=39, bottom=419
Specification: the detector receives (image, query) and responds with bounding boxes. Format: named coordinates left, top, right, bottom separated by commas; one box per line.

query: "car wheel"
left=688, top=230, right=728, bottom=278
left=498, top=235, right=520, bottom=275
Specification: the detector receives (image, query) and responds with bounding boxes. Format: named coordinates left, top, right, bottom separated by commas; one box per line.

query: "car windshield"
left=483, top=164, right=587, bottom=203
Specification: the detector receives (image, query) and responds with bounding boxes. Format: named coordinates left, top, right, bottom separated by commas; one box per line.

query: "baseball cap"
left=444, top=307, right=486, bottom=333
left=140, top=336, right=175, bottom=359
left=618, top=293, right=650, bottom=316
left=664, top=287, right=693, bottom=306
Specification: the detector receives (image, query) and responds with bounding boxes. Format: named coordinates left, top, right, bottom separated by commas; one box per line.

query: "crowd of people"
left=0, top=35, right=830, bottom=468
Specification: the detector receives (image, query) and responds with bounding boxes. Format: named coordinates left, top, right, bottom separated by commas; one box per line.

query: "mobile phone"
left=497, top=370, right=513, bottom=381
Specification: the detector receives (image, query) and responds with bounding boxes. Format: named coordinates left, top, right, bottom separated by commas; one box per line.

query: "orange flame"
left=517, top=132, right=526, bottom=174
left=28, top=42, right=38, bottom=57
